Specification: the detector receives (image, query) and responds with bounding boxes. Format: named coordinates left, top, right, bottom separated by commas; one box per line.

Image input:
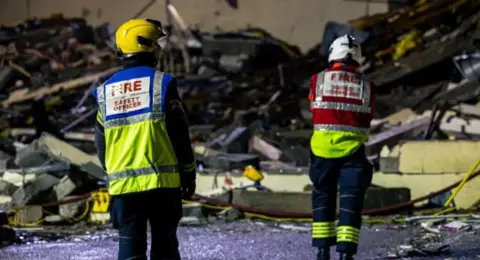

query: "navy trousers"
left=309, top=146, right=373, bottom=254
left=110, top=188, right=183, bottom=260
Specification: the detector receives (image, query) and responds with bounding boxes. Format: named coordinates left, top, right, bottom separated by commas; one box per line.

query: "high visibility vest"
left=93, top=66, right=180, bottom=195
left=309, top=64, right=373, bottom=158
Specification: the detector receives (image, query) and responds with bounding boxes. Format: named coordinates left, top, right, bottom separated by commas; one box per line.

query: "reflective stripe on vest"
left=96, top=67, right=180, bottom=195
left=311, top=70, right=371, bottom=133
left=107, top=165, right=178, bottom=182
left=313, top=124, right=368, bottom=135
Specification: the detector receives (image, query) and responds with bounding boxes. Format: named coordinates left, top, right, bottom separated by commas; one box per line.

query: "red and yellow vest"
left=309, top=63, right=374, bottom=158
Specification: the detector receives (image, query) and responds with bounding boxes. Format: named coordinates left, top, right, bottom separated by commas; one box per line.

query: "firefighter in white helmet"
left=308, top=35, right=375, bottom=260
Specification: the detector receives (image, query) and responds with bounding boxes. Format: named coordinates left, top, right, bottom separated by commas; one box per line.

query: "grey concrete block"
left=232, top=190, right=311, bottom=214
left=13, top=205, right=43, bottom=224
left=79, top=162, right=106, bottom=181
left=59, top=200, right=86, bottom=219
left=12, top=174, right=60, bottom=206
left=14, top=140, right=51, bottom=168
left=53, top=175, right=80, bottom=200
left=0, top=180, right=18, bottom=196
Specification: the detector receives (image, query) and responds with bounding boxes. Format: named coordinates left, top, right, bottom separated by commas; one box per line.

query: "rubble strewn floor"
left=1, top=2, right=480, bottom=260
left=0, top=221, right=479, bottom=260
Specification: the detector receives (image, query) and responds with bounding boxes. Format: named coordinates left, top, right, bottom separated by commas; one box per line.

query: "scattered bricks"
left=12, top=174, right=60, bottom=207
left=0, top=180, right=18, bottom=196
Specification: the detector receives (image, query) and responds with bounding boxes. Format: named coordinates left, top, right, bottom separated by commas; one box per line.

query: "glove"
left=180, top=169, right=196, bottom=199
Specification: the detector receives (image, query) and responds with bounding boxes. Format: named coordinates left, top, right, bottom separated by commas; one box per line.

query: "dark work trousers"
left=309, top=146, right=373, bottom=255
left=110, top=188, right=183, bottom=260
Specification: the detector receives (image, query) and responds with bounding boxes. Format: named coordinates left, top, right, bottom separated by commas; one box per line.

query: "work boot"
left=316, top=248, right=330, bottom=260
left=338, top=252, right=354, bottom=260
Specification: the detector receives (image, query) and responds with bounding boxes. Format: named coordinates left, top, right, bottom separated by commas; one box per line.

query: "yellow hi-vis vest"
left=94, top=66, right=180, bottom=195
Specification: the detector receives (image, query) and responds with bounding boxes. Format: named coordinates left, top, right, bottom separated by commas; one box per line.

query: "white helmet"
left=328, top=35, right=362, bottom=64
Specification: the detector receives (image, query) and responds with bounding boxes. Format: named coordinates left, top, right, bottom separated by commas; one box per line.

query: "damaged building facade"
left=1, top=0, right=480, bottom=259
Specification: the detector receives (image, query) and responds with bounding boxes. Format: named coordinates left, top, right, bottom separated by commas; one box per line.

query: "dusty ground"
left=0, top=221, right=479, bottom=260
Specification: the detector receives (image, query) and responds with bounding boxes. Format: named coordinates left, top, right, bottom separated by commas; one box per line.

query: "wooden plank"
left=2, top=67, right=121, bottom=107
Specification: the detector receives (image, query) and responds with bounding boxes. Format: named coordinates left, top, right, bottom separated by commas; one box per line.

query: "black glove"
left=180, top=170, right=196, bottom=199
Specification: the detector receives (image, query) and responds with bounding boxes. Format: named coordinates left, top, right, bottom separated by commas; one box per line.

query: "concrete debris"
left=443, top=221, right=472, bottom=232
left=11, top=174, right=59, bottom=206
left=0, top=180, right=17, bottom=196
left=0, top=1, right=478, bottom=238
left=59, top=200, right=85, bottom=219
left=12, top=206, right=43, bottom=224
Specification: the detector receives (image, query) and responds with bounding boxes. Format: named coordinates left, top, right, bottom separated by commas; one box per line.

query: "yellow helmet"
left=115, top=18, right=167, bottom=55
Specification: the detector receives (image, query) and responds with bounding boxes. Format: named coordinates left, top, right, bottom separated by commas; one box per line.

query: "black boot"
left=338, top=252, right=354, bottom=260
left=316, top=248, right=330, bottom=260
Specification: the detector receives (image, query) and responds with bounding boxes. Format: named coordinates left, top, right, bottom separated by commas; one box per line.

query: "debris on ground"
left=0, top=1, right=480, bottom=254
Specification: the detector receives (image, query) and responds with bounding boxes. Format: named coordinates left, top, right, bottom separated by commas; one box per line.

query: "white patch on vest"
left=104, top=77, right=151, bottom=116
left=322, top=71, right=363, bottom=100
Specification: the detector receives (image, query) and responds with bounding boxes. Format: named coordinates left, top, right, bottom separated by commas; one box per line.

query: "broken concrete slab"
left=12, top=174, right=60, bottom=206
left=13, top=205, right=43, bottom=224
left=14, top=140, right=51, bottom=168
left=0, top=180, right=17, bottom=196
left=440, top=116, right=480, bottom=137
left=35, top=133, right=105, bottom=181
left=1, top=171, right=36, bottom=186
left=452, top=103, right=480, bottom=117
left=366, top=116, right=431, bottom=155
left=53, top=175, right=83, bottom=200
left=232, top=190, right=311, bottom=214
left=380, top=141, right=480, bottom=174
left=59, top=200, right=86, bottom=219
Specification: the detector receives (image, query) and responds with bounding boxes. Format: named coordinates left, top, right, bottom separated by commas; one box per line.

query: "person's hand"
left=181, top=170, right=196, bottom=199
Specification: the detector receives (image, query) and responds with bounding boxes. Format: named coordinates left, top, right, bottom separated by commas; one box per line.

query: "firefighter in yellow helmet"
left=92, top=19, right=196, bottom=260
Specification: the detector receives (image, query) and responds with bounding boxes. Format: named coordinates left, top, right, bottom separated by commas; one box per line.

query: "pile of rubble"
left=0, top=0, right=480, bottom=234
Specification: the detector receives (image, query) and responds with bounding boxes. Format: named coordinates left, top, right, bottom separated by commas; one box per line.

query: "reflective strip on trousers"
left=337, top=226, right=360, bottom=244
left=311, top=101, right=370, bottom=113
left=107, top=165, right=178, bottom=182
left=312, top=222, right=336, bottom=239
left=97, top=71, right=165, bottom=129
left=314, top=124, right=369, bottom=135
